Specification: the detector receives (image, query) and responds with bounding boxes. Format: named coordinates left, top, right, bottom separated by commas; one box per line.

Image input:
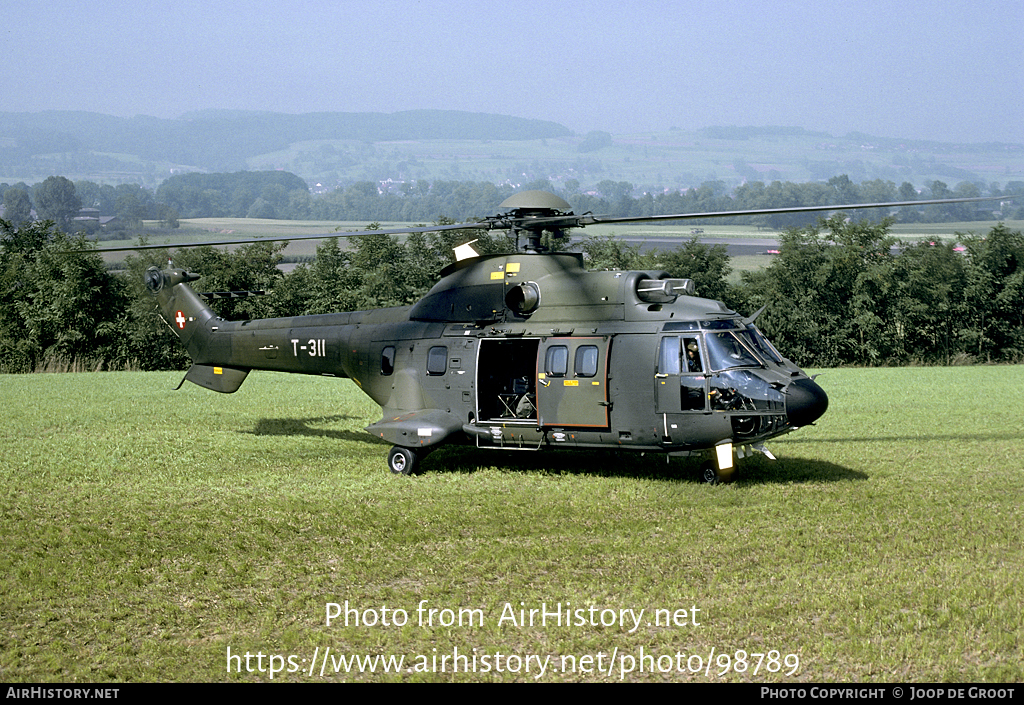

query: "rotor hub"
left=498, top=191, right=575, bottom=252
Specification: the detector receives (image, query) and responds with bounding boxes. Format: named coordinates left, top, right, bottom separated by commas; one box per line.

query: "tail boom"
left=146, top=267, right=381, bottom=393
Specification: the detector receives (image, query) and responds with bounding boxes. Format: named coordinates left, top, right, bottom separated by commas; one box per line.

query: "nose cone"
left=786, top=377, right=828, bottom=427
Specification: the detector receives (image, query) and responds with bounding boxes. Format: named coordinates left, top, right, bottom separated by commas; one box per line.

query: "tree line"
left=185, top=174, right=1021, bottom=226
left=5, top=174, right=1022, bottom=241
left=741, top=218, right=1024, bottom=366
left=2, top=211, right=1023, bottom=374
left=1, top=176, right=170, bottom=236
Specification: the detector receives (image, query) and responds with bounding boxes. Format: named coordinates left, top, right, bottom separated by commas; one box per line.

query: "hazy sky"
left=4, top=0, right=1022, bottom=143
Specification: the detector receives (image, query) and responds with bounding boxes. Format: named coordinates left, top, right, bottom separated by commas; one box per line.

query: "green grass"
left=2, top=367, right=1022, bottom=682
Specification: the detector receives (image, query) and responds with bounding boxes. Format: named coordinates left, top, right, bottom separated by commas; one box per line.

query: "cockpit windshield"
left=704, top=331, right=762, bottom=371
left=738, top=325, right=784, bottom=364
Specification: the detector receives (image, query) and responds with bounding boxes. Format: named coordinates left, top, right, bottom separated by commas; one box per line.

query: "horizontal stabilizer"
left=178, top=364, right=250, bottom=394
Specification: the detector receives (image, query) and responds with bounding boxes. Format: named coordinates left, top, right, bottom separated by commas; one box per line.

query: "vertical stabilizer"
left=145, top=267, right=215, bottom=351
left=145, top=266, right=251, bottom=393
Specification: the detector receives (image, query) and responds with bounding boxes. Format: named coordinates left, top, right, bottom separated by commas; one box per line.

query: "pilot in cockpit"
left=685, top=340, right=703, bottom=373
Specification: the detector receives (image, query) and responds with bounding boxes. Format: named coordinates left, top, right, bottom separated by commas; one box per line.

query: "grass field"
left=2, top=367, right=1022, bottom=682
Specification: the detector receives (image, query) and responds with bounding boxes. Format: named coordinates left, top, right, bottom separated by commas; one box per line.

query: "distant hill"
left=0, top=110, right=572, bottom=182
left=1, top=110, right=1021, bottom=193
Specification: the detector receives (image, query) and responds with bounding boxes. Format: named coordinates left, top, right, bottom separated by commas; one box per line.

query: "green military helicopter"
left=137, top=190, right=1004, bottom=482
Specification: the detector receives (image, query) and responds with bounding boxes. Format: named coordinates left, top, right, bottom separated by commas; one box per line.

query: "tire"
left=700, top=460, right=735, bottom=485
left=388, top=446, right=418, bottom=476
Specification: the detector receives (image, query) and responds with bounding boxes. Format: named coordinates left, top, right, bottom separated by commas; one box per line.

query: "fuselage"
left=149, top=252, right=827, bottom=458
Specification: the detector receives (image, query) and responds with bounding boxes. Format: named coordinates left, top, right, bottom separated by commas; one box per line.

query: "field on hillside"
left=243, top=131, right=1024, bottom=191
left=1, top=367, right=1022, bottom=682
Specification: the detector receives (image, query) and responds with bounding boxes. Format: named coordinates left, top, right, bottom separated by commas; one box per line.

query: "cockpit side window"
left=683, top=337, right=704, bottom=373
left=658, top=336, right=681, bottom=375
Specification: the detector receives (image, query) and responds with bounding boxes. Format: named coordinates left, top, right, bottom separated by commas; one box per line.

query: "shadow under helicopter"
left=419, top=447, right=866, bottom=485
left=245, top=417, right=866, bottom=484
left=245, top=417, right=868, bottom=483
left=247, top=412, right=1024, bottom=483
left=248, top=415, right=392, bottom=446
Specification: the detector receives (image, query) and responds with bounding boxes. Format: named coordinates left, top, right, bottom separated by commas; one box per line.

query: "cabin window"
left=545, top=345, right=568, bottom=377
left=575, top=345, right=599, bottom=378
left=426, top=346, right=448, bottom=376
left=381, top=346, right=395, bottom=375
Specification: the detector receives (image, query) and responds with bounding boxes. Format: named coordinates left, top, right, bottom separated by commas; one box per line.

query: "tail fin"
left=145, top=266, right=250, bottom=393
left=145, top=266, right=213, bottom=351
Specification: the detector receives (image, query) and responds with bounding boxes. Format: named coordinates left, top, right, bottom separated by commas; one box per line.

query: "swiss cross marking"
left=175, top=311, right=186, bottom=329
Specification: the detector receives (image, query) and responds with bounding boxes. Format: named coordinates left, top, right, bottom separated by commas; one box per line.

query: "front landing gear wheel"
left=700, top=460, right=736, bottom=485
left=388, top=446, right=418, bottom=476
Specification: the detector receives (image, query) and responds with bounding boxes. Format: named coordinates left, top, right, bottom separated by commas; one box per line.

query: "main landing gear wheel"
left=700, top=460, right=736, bottom=485
left=388, top=446, right=419, bottom=476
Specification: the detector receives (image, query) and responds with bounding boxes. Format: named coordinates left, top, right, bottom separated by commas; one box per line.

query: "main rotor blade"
left=79, top=219, right=494, bottom=253
left=560, top=194, right=1017, bottom=229
left=79, top=193, right=1016, bottom=253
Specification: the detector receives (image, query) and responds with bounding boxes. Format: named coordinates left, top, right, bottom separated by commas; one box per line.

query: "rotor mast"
left=497, top=190, right=575, bottom=253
